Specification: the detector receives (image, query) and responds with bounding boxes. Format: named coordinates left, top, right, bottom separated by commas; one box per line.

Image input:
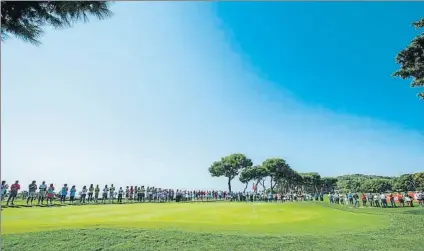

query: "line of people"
left=328, top=191, right=424, bottom=208
left=2, top=180, right=264, bottom=206
left=3, top=180, right=422, bottom=208
left=1, top=180, right=314, bottom=207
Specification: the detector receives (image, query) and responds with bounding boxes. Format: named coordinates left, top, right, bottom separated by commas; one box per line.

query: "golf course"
left=2, top=2, right=424, bottom=251
left=2, top=201, right=423, bottom=251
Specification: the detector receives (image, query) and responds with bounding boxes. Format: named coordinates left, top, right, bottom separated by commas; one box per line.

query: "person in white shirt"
left=80, top=186, right=88, bottom=204
left=37, top=181, right=47, bottom=205
left=117, top=187, right=124, bottom=204
left=415, top=191, right=423, bottom=207
left=380, top=193, right=387, bottom=208
left=102, top=185, right=108, bottom=204
left=374, top=194, right=380, bottom=207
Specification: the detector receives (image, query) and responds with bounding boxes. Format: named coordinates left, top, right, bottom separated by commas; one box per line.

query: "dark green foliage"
left=262, top=158, right=292, bottom=192
left=300, top=172, right=322, bottom=193
left=1, top=1, right=113, bottom=45
left=393, top=18, right=424, bottom=99
left=336, top=173, right=424, bottom=193
left=208, top=153, right=253, bottom=192
left=209, top=154, right=422, bottom=194
left=239, top=166, right=255, bottom=192
left=250, top=165, right=270, bottom=191
left=393, top=174, right=416, bottom=192
left=361, top=179, right=393, bottom=193
left=320, top=177, right=338, bottom=192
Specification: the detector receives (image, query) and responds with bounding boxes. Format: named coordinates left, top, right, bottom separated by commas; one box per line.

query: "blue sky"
left=2, top=2, right=423, bottom=191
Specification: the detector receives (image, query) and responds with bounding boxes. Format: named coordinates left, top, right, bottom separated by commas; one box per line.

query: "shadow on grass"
left=2, top=204, right=69, bottom=208
left=402, top=209, right=424, bottom=215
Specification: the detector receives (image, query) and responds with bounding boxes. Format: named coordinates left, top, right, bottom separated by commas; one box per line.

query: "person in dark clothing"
left=27, top=180, right=37, bottom=206
left=117, top=187, right=124, bottom=204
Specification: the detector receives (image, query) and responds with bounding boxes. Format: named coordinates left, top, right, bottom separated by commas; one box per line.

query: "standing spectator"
left=140, top=186, right=146, bottom=202
left=334, top=192, right=339, bottom=204
left=38, top=181, right=47, bottom=205
left=367, top=193, right=373, bottom=207
left=348, top=192, right=353, bottom=205
left=1, top=181, right=7, bottom=201
left=361, top=193, right=367, bottom=207
left=69, top=186, right=77, bottom=204
left=397, top=193, right=404, bottom=207
left=46, top=184, right=55, bottom=206
left=374, top=194, right=380, bottom=207
left=80, top=186, right=88, bottom=204
left=117, top=187, right=124, bottom=204
left=126, top=186, right=130, bottom=202
left=137, top=187, right=142, bottom=202
left=134, top=186, right=138, bottom=202
left=415, top=191, right=423, bottom=208
left=109, top=184, right=115, bottom=204
left=60, top=184, right=68, bottom=204
left=389, top=193, right=396, bottom=208
left=380, top=193, right=387, bottom=208
left=130, top=186, right=134, bottom=202
left=6, top=181, right=20, bottom=206
left=94, top=185, right=100, bottom=203
left=353, top=193, right=359, bottom=207
left=88, top=184, right=94, bottom=203
left=102, top=185, right=108, bottom=204
left=26, top=180, right=37, bottom=206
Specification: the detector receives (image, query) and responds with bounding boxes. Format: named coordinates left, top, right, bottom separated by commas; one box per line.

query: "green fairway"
left=2, top=202, right=424, bottom=250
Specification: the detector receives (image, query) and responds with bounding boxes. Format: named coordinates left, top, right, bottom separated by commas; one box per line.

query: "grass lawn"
left=1, top=201, right=423, bottom=251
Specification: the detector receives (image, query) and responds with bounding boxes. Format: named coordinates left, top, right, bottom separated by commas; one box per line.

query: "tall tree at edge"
left=1, top=1, right=113, bottom=45
left=393, top=18, right=424, bottom=99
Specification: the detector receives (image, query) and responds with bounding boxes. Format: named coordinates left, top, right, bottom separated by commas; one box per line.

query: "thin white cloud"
left=2, top=3, right=423, bottom=191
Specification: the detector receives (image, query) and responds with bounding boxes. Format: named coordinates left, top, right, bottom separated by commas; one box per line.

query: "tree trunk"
left=260, top=180, right=266, bottom=191
left=228, top=177, right=232, bottom=193
left=271, top=179, right=278, bottom=191
left=255, top=180, right=260, bottom=189
left=270, top=177, right=273, bottom=193
left=243, top=182, right=248, bottom=193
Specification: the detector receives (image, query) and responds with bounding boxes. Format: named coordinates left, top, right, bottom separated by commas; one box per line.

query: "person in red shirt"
left=6, top=180, right=20, bottom=206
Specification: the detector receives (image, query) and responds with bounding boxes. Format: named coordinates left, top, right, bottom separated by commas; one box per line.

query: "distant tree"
left=276, top=168, right=302, bottom=194
left=301, top=174, right=313, bottom=193
left=393, top=18, right=424, bottom=99
left=239, top=166, right=255, bottom=193
left=262, top=158, right=291, bottom=193
left=208, top=153, right=253, bottom=193
left=393, top=174, right=416, bottom=192
left=250, top=165, right=269, bottom=192
left=320, top=177, right=338, bottom=193
left=300, top=172, right=322, bottom=193
left=360, top=179, right=374, bottom=193
left=364, top=179, right=393, bottom=193
left=336, top=177, right=361, bottom=193
left=412, top=172, right=424, bottom=190
left=1, top=1, right=113, bottom=45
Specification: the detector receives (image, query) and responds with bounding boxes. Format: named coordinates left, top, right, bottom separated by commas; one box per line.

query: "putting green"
left=1, top=202, right=388, bottom=235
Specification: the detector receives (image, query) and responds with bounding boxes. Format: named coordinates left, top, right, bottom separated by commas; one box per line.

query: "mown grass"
left=2, top=201, right=424, bottom=251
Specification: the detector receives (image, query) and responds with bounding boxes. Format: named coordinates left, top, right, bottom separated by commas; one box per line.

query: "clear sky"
left=2, top=2, right=424, bottom=191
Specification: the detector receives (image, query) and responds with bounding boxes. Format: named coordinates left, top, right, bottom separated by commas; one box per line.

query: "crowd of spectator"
left=1, top=180, right=423, bottom=209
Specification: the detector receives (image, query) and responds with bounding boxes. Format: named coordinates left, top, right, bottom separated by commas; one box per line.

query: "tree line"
left=208, top=153, right=424, bottom=194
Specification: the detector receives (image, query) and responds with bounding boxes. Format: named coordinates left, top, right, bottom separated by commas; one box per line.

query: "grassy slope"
left=2, top=202, right=424, bottom=251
